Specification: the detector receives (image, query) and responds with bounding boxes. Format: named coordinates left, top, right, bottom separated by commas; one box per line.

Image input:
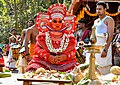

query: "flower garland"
left=77, top=7, right=120, bottom=22
left=84, top=7, right=120, bottom=17
left=45, top=32, right=69, bottom=53
left=83, top=8, right=97, bottom=17
left=76, top=8, right=85, bottom=22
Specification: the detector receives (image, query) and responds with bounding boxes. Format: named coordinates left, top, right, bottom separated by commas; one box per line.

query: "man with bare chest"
left=24, top=24, right=39, bottom=62
left=9, top=29, right=21, bottom=45
left=21, top=19, right=34, bottom=45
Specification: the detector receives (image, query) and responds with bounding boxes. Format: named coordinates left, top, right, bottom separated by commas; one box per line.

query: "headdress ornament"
left=36, top=4, right=76, bottom=34
left=48, top=4, right=67, bottom=19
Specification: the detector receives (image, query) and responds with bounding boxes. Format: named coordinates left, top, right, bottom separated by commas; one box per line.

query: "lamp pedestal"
left=84, top=45, right=103, bottom=85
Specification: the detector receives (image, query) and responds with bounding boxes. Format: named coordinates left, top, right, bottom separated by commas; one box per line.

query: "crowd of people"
left=0, top=1, right=119, bottom=76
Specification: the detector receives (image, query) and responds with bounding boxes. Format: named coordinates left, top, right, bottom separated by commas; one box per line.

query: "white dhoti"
left=5, top=43, right=20, bottom=69
left=86, top=34, right=112, bottom=75
left=86, top=16, right=113, bottom=75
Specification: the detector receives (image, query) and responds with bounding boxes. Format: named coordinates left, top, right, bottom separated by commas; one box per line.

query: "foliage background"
left=0, top=0, right=71, bottom=44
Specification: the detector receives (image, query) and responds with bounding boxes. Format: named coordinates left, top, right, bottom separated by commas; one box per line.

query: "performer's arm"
left=34, top=44, right=58, bottom=64
left=34, top=42, right=50, bottom=61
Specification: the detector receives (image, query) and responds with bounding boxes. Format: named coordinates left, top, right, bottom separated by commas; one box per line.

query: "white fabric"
left=5, top=43, right=17, bottom=68
left=17, top=55, right=27, bottom=67
left=51, top=13, right=63, bottom=19
left=8, top=43, right=16, bottom=60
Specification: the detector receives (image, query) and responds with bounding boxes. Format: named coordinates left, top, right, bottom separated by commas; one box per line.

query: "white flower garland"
left=45, top=32, right=69, bottom=53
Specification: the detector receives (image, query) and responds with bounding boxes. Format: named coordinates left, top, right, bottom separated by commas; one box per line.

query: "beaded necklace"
left=45, top=32, right=69, bottom=53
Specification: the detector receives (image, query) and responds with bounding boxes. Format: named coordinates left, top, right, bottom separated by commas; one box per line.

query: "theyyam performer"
left=26, top=4, right=78, bottom=72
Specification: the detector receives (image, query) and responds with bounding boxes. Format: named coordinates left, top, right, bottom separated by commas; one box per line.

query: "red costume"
left=26, top=4, right=77, bottom=72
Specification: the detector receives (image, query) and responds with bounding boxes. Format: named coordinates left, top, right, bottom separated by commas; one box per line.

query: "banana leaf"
left=0, top=73, right=11, bottom=78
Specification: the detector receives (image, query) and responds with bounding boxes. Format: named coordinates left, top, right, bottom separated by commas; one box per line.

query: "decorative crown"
left=36, top=4, right=77, bottom=34
left=48, top=4, right=67, bottom=19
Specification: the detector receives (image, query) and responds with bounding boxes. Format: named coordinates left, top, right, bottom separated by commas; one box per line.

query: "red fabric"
left=81, top=30, right=91, bottom=41
left=26, top=33, right=77, bottom=72
left=26, top=4, right=77, bottom=72
left=0, top=57, right=4, bottom=66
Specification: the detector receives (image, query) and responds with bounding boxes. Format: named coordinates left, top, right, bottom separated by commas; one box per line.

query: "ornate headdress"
left=48, top=4, right=67, bottom=19
left=36, top=4, right=76, bottom=34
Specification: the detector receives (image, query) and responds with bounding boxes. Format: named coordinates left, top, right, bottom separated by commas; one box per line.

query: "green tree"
left=0, top=0, right=70, bottom=44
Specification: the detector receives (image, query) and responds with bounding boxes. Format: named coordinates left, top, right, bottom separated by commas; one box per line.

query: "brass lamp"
left=84, top=27, right=104, bottom=85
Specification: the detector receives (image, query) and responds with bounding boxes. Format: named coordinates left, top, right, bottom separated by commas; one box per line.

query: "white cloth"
left=17, top=55, right=27, bottom=67
left=5, top=43, right=18, bottom=68
left=8, top=43, right=16, bottom=60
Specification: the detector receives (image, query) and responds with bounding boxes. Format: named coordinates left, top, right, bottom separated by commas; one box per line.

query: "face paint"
left=51, top=18, right=63, bottom=31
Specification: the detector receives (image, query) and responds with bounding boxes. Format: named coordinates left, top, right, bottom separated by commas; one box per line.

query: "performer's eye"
left=53, top=20, right=57, bottom=23
left=58, top=20, right=62, bottom=23
left=53, top=20, right=62, bottom=23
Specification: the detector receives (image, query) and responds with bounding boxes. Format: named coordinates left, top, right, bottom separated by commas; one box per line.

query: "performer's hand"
left=101, top=50, right=107, bottom=58
left=55, top=54, right=67, bottom=62
left=48, top=54, right=67, bottom=64
left=48, top=55, right=56, bottom=64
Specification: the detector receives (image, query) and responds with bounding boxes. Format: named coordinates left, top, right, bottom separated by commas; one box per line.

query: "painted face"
left=51, top=18, right=63, bottom=31
left=96, top=5, right=106, bottom=16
